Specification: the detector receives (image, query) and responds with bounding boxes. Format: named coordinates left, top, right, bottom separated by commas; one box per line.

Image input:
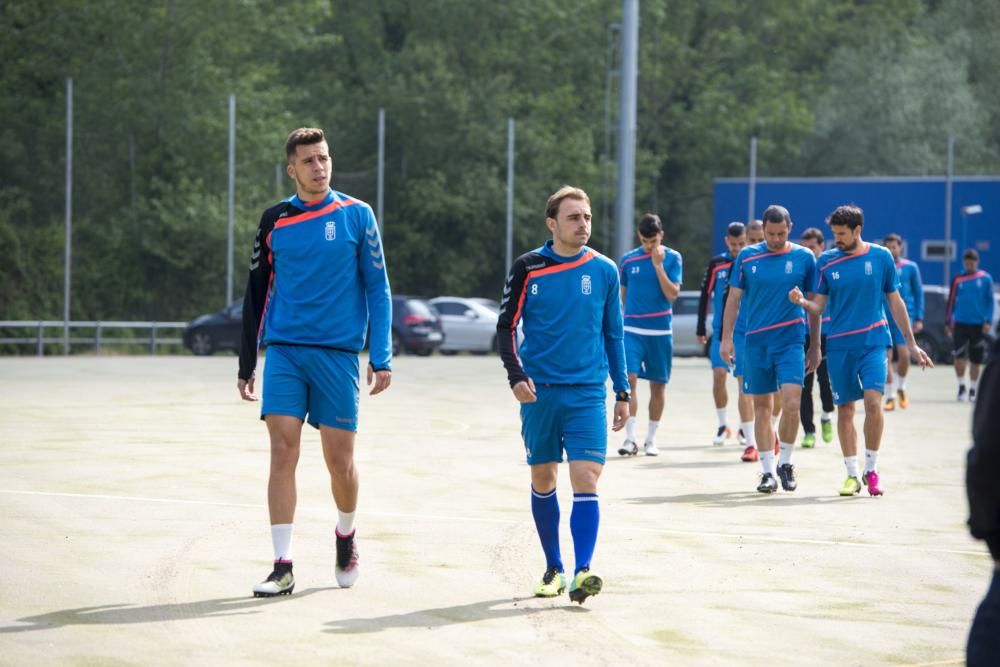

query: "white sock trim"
left=646, top=420, right=659, bottom=443
left=271, top=523, right=293, bottom=562
left=337, top=511, right=356, bottom=536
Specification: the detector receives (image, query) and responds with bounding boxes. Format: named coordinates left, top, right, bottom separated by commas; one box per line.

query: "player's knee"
left=863, top=395, right=881, bottom=413
left=269, top=440, right=299, bottom=469
left=837, top=403, right=855, bottom=420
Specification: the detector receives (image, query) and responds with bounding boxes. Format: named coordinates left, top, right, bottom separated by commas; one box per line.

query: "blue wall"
left=713, top=177, right=1000, bottom=285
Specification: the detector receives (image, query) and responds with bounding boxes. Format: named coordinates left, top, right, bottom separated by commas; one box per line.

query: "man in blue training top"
left=238, top=128, right=393, bottom=597
left=497, top=185, right=629, bottom=604
left=720, top=205, right=820, bottom=494
left=947, top=248, right=995, bottom=402
left=617, top=213, right=682, bottom=457
left=697, top=221, right=753, bottom=449
left=792, top=205, right=932, bottom=497
left=882, top=233, right=924, bottom=411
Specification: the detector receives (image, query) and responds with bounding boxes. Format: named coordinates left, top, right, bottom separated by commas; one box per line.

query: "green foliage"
left=1, top=0, right=997, bottom=323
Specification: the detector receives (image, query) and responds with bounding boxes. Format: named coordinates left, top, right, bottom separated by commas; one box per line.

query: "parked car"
left=470, top=297, right=501, bottom=314
left=671, top=290, right=709, bottom=357
left=183, top=300, right=243, bottom=355
left=914, top=285, right=1000, bottom=364
left=429, top=297, right=499, bottom=354
left=392, top=295, right=444, bottom=356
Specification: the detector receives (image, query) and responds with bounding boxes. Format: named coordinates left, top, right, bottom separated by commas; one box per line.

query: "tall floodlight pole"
left=614, top=0, right=639, bottom=262
left=64, top=78, right=73, bottom=355
left=226, top=94, right=236, bottom=306
left=377, top=108, right=385, bottom=230
left=747, top=136, right=758, bottom=225
left=505, top=117, right=515, bottom=274
left=944, top=136, right=954, bottom=286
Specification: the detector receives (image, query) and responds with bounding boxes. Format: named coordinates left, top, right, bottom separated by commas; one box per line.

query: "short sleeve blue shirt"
left=817, top=243, right=899, bottom=351
left=729, top=241, right=817, bottom=347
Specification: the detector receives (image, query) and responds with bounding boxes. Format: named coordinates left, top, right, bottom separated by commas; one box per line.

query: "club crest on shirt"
left=581, top=275, right=592, bottom=295
left=325, top=220, right=336, bottom=241
left=865, top=261, right=872, bottom=276
left=784, top=260, right=793, bottom=274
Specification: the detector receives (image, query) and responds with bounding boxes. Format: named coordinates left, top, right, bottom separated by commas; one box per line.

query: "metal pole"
left=64, top=78, right=73, bottom=356
left=505, top=117, right=515, bottom=274
left=614, top=0, right=639, bottom=262
left=377, top=108, right=385, bottom=229
left=226, top=94, right=235, bottom=306
left=944, top=136, right=954, bottom=286
left=602, top=23, right=620, bottom=249
left=747, top=136, right=757, bottom=225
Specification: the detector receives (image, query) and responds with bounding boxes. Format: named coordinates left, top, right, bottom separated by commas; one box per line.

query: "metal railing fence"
left=0, top=321, right=188, bottom=355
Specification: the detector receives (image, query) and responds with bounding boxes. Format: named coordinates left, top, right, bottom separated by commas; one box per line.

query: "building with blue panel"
left=713, top=177, right=1000, bottom=286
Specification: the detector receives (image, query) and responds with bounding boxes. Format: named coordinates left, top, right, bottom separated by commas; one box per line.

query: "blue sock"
left=531, top=487, right=562, bottom=572
left=570, top=493, right=599, bottom=574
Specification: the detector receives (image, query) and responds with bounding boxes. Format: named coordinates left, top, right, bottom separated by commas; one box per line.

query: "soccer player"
left=720, top=205, right=820, bottom=493
left=882, top=233, right=924, bottom=410
left=726, top=220, right=770, bottom=462
left=497, top=185, right=629, bottom=604
left=798, top=228, right=835, bottom=447
left=791, top=205, right=931, bottom=497
left=947, top=249, right=995, bottom=402
left=746, top=221, right=784, bottom=425
left=238, top=128, right=392, bottom=597
left=618, top=213, right=682, bottom=457
left=697, top=221, right=753, bottom=447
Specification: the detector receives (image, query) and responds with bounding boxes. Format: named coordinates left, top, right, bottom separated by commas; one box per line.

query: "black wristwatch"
left=615, top=390, right=630, bottom=402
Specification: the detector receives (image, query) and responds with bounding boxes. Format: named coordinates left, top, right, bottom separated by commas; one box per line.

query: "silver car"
left=429, top=297, right=500, bottom=354
left=671, top=289, right=710, bottom=357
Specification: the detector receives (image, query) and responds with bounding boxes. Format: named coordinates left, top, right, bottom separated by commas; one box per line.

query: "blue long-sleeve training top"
left=696, top=251, right=734, bottom=338
left=948, top=269, right=995, bottom=326
left=238, top=189, right=392, bottom=379
left=497, top=241, right=629, bottom=395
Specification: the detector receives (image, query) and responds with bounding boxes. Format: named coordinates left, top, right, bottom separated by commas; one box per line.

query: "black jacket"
left=969, top=337, right=1000, bottom=561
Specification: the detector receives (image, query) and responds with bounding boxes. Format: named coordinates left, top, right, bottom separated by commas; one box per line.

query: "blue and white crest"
left=581, top=274, right=592, bottom=295
left=864, top=261, right=872, bottom=275
left=784, top=260, right=793, bottom=274
left=325, top=220, right=336, bottom=241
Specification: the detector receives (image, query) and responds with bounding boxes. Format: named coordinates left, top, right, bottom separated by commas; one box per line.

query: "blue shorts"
left=741, top=342, right=805, bottom=395
left=625, top=331, right=672, bottom=384
left=827, top=346, right=887, bottom=405
left=261, top=345, right=360, bottom=431
left=520, top=384, right=607, bottom=465
left=733, top=334, right=747, bottom=378
left=887, top=317, right=906, bottom=347
left=710, top=336, right=727, bottom=370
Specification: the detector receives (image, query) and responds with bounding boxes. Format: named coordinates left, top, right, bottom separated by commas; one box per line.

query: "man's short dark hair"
left=726, top=221, right=746, bottom=237
left=883, top=233, right=903, bottom=245
left=761, top=205, right=791, bottom=226
left=638, top=213, right=663, bottom=238
left=828, top=204, right=864, bottom=230
left=286, top=127, right=326, bottom=161
left=801, top=227, right=825, bottom=244
left=965, top=248, right=980, bottom=261
left=747, top=219, right=763, bottom=233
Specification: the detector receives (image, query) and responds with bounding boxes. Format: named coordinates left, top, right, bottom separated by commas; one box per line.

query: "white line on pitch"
left=1, top=488, right=989, bottom=557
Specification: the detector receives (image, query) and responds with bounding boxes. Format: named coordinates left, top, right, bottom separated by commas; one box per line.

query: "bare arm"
left=887, top=291, right=934, bottom=368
